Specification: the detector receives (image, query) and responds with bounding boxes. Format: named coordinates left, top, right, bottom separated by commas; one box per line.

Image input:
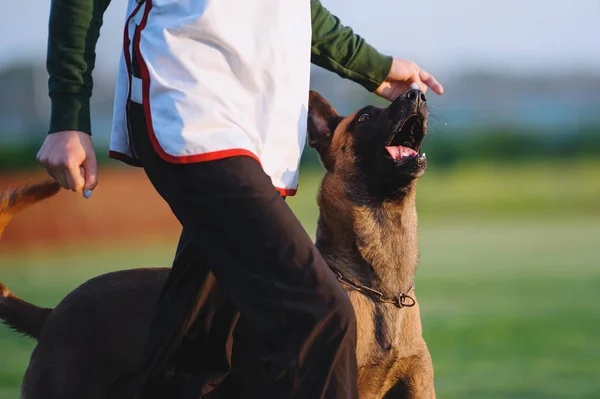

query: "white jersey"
left=109, top=0, right=312, bottom=196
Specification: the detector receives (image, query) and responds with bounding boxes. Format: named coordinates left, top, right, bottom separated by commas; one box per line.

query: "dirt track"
left=0, top=167, right=181, bottom=250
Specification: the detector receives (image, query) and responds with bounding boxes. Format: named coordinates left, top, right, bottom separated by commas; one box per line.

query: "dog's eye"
left=357, top=113, right=370, bottom=123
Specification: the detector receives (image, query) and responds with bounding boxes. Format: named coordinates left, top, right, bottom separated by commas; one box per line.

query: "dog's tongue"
left=385, top=146, right=418, bottom=160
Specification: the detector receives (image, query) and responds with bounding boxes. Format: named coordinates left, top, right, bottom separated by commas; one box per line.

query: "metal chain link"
left=332, top=270, right=416, bottom=309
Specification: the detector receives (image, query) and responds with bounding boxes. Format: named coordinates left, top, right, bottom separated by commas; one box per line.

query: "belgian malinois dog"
left=0, top=88, right=435, bottom=398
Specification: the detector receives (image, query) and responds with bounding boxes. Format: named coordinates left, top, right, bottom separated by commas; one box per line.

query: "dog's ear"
left=307, top=91, right=341, bottom=169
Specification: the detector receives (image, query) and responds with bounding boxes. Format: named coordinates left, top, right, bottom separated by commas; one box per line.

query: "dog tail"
left=0, top=179, right=62, bottom=239
left=0, top=281, right=52, bottom=339
left=0, top=180, right=61, bottom=339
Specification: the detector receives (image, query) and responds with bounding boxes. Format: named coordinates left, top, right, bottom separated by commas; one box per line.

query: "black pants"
left=127, top=101, right=358, bottom=399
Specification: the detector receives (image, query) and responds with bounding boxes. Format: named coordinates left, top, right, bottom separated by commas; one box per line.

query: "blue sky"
left=2, top=0, right=599, bottom=78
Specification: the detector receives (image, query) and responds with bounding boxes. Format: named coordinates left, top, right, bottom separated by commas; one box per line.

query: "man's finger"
left=42, top=164, right=59, bottom=184
left=54, top=170, right=73, bottom=192
left=411, top=79, right=428, bottom=95
left=419, top=69, right=444, bottom=95
left=82, top=157, right=98, bottom=198
left=67, top=162, right=85, bottom=193
left=44, top=157, right=73, bottom=191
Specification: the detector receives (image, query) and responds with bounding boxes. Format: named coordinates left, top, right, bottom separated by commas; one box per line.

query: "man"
left=37, top=0, right=443, bottom=397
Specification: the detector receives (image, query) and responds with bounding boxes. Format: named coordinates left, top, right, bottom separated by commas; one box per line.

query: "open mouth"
left=385, top=115, right=426, bottom=162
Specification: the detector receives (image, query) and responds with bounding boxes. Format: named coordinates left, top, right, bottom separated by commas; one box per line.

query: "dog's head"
left=308, top=89, right=428, bottom=199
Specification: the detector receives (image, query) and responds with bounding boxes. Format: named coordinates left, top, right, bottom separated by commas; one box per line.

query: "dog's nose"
left=389, top=88, right=427, bottom=115
left=405, top=89, right=426, bottom=104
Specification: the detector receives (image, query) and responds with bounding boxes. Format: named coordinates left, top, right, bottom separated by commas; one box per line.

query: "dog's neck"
left=315, top=174, right=419, bottom=297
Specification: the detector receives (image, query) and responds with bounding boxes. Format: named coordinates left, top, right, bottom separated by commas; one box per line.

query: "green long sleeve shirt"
left=47, top=0, right=393, bottom=135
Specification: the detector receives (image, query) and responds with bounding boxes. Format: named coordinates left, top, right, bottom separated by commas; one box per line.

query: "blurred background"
left=1, top=0, right=599, bottom=397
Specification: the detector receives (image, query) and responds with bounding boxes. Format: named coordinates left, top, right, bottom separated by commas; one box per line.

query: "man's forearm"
left=47, top=0, right=111, bottom=134
left=310, top=0, right=393, bottom=92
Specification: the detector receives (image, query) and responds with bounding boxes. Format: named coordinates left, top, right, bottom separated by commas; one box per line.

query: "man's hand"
left=375, top=58, right=444, bottom=101
left=37, top=131, right=98, bottom=198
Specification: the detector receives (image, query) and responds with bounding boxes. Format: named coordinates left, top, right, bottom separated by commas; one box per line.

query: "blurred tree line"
left=1, top=63, right=598, bottom=172
left=2, top=125, right=598, bottom=172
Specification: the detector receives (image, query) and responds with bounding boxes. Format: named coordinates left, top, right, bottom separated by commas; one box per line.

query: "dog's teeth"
left=421, top=152, right=427, bottom=159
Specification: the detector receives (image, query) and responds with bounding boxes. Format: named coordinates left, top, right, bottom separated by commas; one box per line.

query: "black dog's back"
left=16, top=268, right=169, bottom=399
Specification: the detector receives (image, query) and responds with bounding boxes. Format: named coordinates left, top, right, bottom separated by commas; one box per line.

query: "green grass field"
left=1, top=160, right=599, bottom=398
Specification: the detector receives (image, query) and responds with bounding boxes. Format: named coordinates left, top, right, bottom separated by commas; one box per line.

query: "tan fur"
left=312, top=102, right=435, bottom=397
left=0, top=281, right=11, bottom=298
left=0, top=180, right=61, bottom=238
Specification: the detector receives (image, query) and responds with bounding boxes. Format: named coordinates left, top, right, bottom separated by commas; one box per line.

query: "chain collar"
left=332, top=269, right=416, bottom=310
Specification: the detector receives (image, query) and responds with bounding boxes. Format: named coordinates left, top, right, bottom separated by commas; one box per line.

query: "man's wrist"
left=48, top=93, right=92, bottom=135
